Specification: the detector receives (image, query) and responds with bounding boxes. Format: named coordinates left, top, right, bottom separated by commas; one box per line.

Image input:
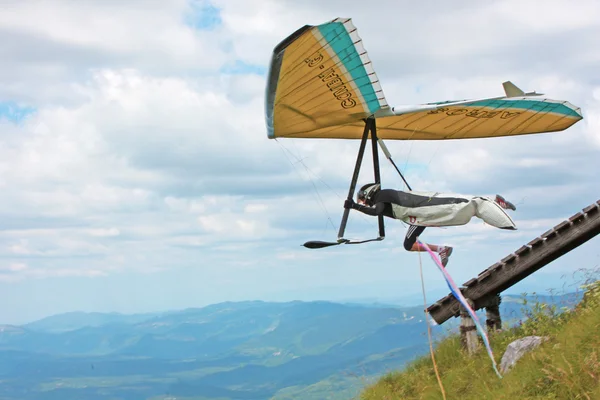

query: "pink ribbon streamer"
left=418, top=239, right=502, bottom=378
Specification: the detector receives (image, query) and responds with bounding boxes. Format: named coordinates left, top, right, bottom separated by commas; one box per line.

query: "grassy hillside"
left=360, top=280, right=600, bottom=400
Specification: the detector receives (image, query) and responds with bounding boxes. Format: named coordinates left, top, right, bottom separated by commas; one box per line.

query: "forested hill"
left=0, top=292, right=584, bottom=399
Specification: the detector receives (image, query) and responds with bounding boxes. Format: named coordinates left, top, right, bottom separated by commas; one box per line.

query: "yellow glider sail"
left=265, top=18, right=389, bottom=138
left=265, top=18, right=583, bottom=140
left=281, top=97, right=584, bottom=140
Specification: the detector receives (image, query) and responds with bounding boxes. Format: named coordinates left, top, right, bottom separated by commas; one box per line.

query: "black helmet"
left=356, top=183, right=380, bottom=205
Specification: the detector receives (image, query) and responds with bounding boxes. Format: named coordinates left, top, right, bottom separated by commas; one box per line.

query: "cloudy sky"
left=1, top=0, right=599, bottom=324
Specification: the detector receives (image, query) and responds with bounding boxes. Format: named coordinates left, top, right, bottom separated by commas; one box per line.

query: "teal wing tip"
left=565, top=102, right=584, bottom=120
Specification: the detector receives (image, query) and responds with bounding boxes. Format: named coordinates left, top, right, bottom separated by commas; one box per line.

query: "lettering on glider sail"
left=304, top=51, right=324, bottom=67
left=466, top=110, right=500, bottom=118
left=304, top=51, right=357, bottom=110
left=447, top=109, right=467, bottom=116
left=501, top=111, right=521, bottom=119
left=427, top=108, right=519, bottom=119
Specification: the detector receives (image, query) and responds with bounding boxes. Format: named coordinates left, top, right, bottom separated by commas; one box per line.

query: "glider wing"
left=265, top=18, right=389, bottom=139
left=265, top=17, right=583, bottom=141
left=282, top=96, right=583, bottom=140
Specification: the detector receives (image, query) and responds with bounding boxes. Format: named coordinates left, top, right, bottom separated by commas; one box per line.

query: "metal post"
left=370, top=119, right=385, bottom=238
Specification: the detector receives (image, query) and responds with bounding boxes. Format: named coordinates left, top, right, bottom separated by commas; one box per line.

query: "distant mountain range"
left=0, top=292, right=583, bottom=400
left=22, top=311, right=164, bottom=333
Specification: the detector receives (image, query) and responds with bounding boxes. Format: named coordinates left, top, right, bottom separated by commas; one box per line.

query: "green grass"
left=360, top=280, right=600, bottom=400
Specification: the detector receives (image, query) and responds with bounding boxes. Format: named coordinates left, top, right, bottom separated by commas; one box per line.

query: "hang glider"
left=264, top=17, right=584, bottom=248
left=265, top=18, right=582, bottom=141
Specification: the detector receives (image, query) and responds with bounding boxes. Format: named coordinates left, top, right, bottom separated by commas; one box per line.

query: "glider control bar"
left=337, top=119, right=372, bottom=240
left=303, top=118, right=384, bottom=249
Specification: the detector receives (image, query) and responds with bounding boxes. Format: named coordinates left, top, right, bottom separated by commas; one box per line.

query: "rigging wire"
left=275, top=138, right=378, bottom=232
left=418, top=247, right=447, bottom=400
left=290, top=140, right=334, bottom=236
left=275, top=139, right=338, bottom=235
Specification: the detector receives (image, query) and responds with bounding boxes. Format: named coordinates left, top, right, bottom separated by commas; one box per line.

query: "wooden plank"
left=583, top=204, right=598, bottom=213
left=514, top=245, right=531, bottom=256
left=427, top=205, right=600, bottom=324
left=473, top=215, right=593, bottom=299
left=554, top=220, right=571, bottom=232
left=501, top=253, right=516, bottom=264
left=541, top=227, right=557, bottom=238
left=478, top=270, right=493, bottom=280
left=569, top=212, right=584, bottom=222
left=478, top=262, right=502, bottom=276
left=464, top=278, right=477, bottom=287
left=527, top=237, right=544, bottom=247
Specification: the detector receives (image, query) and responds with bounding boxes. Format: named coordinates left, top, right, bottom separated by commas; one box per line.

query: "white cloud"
left=0, top=0, right=599, bottom=321
left=87, top=228, right=121, bottom=237
left=1, top=263, right=28, bottom=272
left=0, top=0, right=234, bottom=108
left=0, top=0, right=227, bottom=66
left=583, top=87, right=600, bottom=147
left=244, top=203, right=268, bottom=213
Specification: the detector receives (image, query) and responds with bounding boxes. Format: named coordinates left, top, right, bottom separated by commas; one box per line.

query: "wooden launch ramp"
left=427, top=199, right=600, bottom=327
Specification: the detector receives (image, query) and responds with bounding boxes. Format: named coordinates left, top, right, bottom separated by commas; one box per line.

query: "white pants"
left=390, top=191, right=517, bottom=229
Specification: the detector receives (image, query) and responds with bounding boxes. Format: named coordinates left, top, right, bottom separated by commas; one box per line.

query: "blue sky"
left=0, top=0, right=599, bottom=324
left=184, top=1, right=222, bottom=30
left=0, top=101, right=35, bottom=123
